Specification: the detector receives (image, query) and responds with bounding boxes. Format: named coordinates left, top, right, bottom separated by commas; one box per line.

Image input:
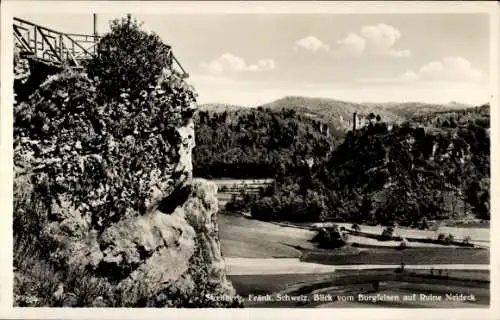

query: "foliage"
left=14, top=229, right=114, bottom=307
left=227, top=105, right=490, bottom=226
left=380, top=227, right=395, bottom=241
left=311, top=226, right=348, bottom=249
left=87, top=14, right=174, bottom=101
left=14, top=67, right=195, bottom=232
left=444, top=233, right=455, bottom=245
left=193, top=107, right=342, bottom=179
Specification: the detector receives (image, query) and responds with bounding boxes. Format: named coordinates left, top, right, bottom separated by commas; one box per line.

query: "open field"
left=218, top=206, right=490, bottom=308
left=219, top=212, right=490, bottom=261
left=302, top=247, right=489, bottom=265
left=274, top=220, right=489, bottom=247
left=219, top=213, right=316, bottom=258
left=331, top=223, right=490, bottom=243
left=347, top=235, right=464, bottom=248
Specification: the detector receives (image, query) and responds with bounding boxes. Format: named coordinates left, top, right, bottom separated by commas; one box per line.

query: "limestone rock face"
left=14, top=68, right=236, bottom=306
left=184, top=180, right=235, bottom=295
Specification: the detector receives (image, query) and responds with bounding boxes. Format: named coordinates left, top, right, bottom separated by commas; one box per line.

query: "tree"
left=88, top=14, right=173, bottom=101
left=312, top=227, right=348, bottom=249
left=444, top=233, right=455, bottom=245
left=380, top=227, right=394, bottom=241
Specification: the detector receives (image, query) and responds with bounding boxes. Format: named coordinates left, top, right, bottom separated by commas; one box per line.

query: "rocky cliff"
left=13, top=64, right=237, bottom=307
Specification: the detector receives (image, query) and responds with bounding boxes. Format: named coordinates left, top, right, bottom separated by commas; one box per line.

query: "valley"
left=212, top=179, right=490, bottom=308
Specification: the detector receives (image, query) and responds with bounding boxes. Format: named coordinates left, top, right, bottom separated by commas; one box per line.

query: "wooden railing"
left=14, top=17, right=100, bottom=68
left=13, top=17, right=189, bottom=77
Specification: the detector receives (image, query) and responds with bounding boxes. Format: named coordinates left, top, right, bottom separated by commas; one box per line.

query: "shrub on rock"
left=14, top=67, right=196, bottom=233
left=87, top=14, right=174, bottom=101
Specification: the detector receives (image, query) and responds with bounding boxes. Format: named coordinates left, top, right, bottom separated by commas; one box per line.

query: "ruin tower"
left=353, top=112, right=357, bottom=131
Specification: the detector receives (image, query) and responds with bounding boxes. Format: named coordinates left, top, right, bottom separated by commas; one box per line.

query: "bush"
left=250, top=197, right=278, bottom=221
left=88, top=14, right=174, bottom=101
left=419, top=218, right=430, bottom=230
left=311, top=227, right=348, bottom=249
left=224, top=195, right=247, bottom=212
left=380, top=226, right=395, bottom=241
left=14, top=14, right=198, bottom=232
left=444, top=233, right=455, bottom=245
left=14, top=67, right=195, bottom=232
left=437, top=233, right=446, bottom=242
left=351, top=223, right=361, bottom=232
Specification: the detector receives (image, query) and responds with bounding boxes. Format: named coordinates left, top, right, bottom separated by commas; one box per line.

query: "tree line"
left=224, top=105, right=490, bottom=226
left=193, top=107, right=343, bottom=178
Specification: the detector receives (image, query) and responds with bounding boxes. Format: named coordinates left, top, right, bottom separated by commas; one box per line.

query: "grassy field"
left=218, top=213, right=316, bottom=258
left=218, top=212, right=489, bottom=264
left=214, top=179, right=490, bottom=308
left=301, top=247, right=489, bottom=265
left=317, top=223, right=490, bottom=242
left=219, top=210, right=490, bottom=308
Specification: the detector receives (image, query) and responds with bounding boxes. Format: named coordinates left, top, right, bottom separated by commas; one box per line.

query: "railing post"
left=34, top=26, right=38, bottom=56
left=27, top=30, right=31, bottom=52
left=59, top=33, right=64, bottom=63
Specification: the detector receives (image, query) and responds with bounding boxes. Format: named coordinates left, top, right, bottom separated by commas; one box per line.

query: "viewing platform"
left=13, top=16, right=188, bottom=77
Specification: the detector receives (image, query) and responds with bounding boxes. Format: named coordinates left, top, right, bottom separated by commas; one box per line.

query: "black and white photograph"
left=1, top=1, right=498, bottom=318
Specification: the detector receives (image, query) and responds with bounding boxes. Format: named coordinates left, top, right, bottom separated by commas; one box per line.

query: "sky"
left=17, top=13, right=492, bottom=106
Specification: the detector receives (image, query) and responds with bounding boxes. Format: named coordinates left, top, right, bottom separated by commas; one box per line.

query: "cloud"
left=360, top=23, right=401, bottom=51
left=294, top=36, right=330, bottom=53
left=336, top=33, right=366, bottom=55
left=247, top=59, right=276, bottom=71
left=359, top=56, right=483, bottom=84
left=418, top=57, right=482, bottom=81
left=384, top=49, right=411, bottom=58
left=201, top=53, right=276, bottom=74
left=336, top=23, right=410, bottom=58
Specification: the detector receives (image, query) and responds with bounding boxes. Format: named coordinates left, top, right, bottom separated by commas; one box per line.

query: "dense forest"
left=193, top=107, right=344, bottom=178
left=225, top=104, right=490, bottom=227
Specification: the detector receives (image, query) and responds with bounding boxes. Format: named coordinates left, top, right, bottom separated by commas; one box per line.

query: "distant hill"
left=200, top=97, right=478, bottom=131
left=380, top=102, right=473, bottom=118
left=259, top=96, right=402, bottom=131
left=198, top=103, right=249, bottom=113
